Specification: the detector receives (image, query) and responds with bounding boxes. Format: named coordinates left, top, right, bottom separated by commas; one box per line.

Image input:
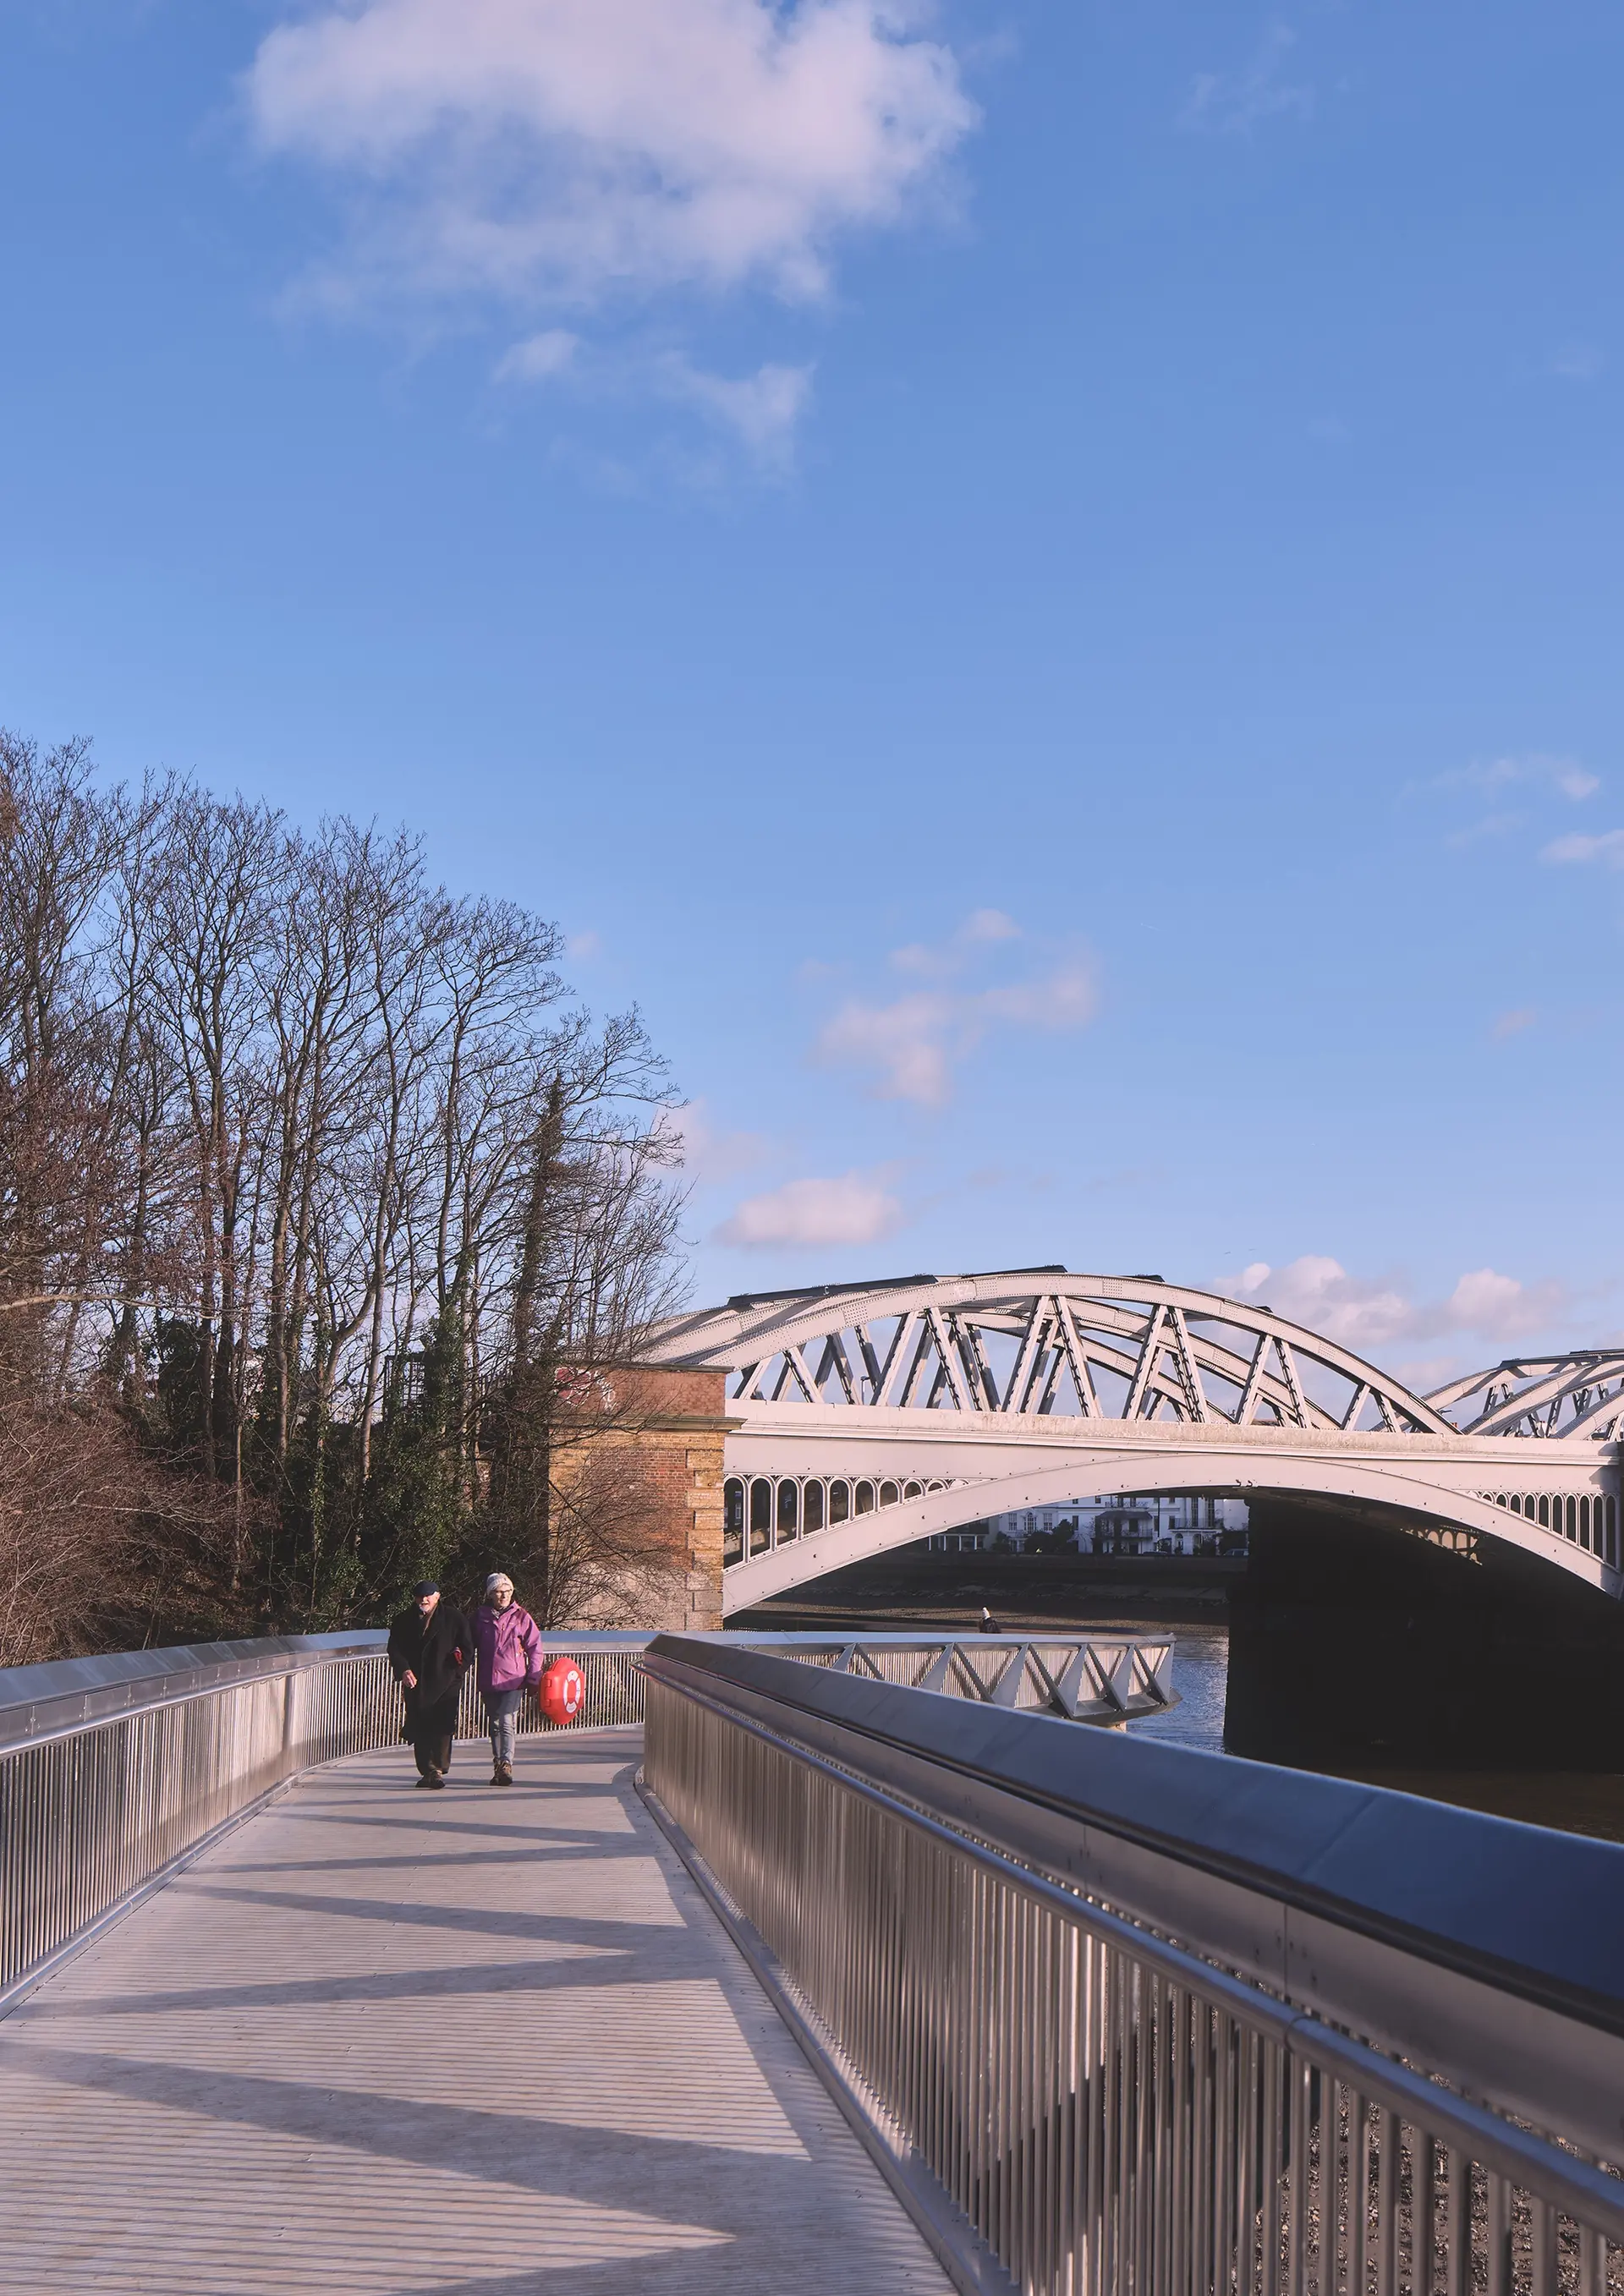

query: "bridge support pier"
left=1226, top=1501, right=1624, bottom=1773
left=553, top=1367, right=732, bottom=1630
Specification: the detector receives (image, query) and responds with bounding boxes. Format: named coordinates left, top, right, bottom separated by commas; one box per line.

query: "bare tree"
left=0, top=730, right=689, bottom=1659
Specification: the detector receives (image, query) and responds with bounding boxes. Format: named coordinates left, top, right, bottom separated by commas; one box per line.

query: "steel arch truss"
left=651, top=1270, right=1455, bottom=1437
left=1427, top=1352, right=1624, bottom=1443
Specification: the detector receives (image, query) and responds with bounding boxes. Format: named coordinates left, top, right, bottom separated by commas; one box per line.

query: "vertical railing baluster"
left=1484, top=2176, right=1508, bottom=2296
left=1375, top=2112, right=1399, bottom=2296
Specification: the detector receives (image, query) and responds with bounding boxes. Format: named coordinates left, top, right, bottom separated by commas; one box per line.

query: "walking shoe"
left=490, top=1767, right=502, bottom=1785
left=425, top=1770, right=447, bottom=1789
left=497, top=1762, right=513, bottom=1787
left=414, top=1774, right=433, bottom=1788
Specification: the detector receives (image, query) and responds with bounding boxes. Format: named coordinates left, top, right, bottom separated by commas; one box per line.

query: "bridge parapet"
left=642, top=1635, right=1624, bottom=2296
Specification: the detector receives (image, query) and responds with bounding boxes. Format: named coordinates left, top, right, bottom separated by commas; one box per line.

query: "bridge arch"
left=645, top=1269, right=1624, bottom=1613
left=716, top=1449, right=1620, bottom=1610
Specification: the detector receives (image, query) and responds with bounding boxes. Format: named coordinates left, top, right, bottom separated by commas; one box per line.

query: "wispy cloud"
left=715, top=1169, right=904, bottom=1248
left=892, top=907, right=1019, bottom=978
left=1422, top=753, right=1601, bottom=853
left=1541, top=828, right=1624, bottom=869
left=656, top=355, right=814, bottom=469
left=1490, top=1006, right=1536, bottom=1041
left=495, top=328, right=580, bottom=383
left=1182, top=25, right=1313, bottom=136
left=1445, top=811, right=1520, bottom=850
left=1436, top=753, right=1599, bottom=803
left=1551, top=342, right=1604, bottom=383
left=246, top=0, right=976, bottom=315
left=671, top=1100, right=775, bottom=1186
left=815, top=911, right=1097, bottom=1107
left=1231, top=1255, right=1570, bottom=1356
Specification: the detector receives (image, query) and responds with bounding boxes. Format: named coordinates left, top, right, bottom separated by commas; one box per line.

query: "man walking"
left=387, top=1580, right=472, bottom=1789
left=472, top=1571, right=543, bottom=1785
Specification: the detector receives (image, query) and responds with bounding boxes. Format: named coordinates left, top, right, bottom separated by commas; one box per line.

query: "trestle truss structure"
left=653, top=1269, right=1621, bottom=1444
left=1427, top=1351, right=1624, bottom=1443
left=653, top=1270, right=1459, bottom=1437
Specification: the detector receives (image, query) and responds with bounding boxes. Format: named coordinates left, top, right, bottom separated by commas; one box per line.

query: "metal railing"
left=0, top=1625, right=1173, bottom=2011
left=0, top=1630, right=651, bottom=2008
left=639, top=1636, right=1624, bottom=2296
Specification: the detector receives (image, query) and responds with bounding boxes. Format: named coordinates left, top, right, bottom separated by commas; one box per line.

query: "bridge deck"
left=0, top=1729, right=952, bottom=2294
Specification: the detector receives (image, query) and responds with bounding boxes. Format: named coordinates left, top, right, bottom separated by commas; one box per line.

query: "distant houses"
left=928, top=1493, right=1248, bottom=1558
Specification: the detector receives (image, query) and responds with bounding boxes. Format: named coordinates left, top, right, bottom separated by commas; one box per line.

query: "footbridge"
left=644, top=1270, right=1624, bottom=1610
left=2, top=1632, right=1621, bottom=2296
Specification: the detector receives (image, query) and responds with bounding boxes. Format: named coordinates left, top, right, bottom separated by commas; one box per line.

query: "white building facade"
left=929, top=1493, right=1248, bottom=1557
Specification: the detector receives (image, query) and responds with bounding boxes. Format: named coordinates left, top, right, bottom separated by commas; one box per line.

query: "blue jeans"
left=485, top=1687, right=523, bottom=1767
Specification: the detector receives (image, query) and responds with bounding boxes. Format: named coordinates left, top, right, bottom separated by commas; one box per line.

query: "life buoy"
left=540, top=1658, right=584, bottom=1726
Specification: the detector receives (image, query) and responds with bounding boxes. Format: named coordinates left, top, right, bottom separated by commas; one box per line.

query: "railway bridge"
left=644, top=1269, right=1624, bottom=1613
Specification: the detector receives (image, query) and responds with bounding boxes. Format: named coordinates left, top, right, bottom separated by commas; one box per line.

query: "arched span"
left=643, top=1268, right=1624, bottom=1611
left=718, top=1446, right=1621, bottom=1612
left=650, top=1269, right=1461, bottom=1436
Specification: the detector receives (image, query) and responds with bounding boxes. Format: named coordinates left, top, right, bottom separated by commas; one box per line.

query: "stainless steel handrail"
left=0, top=1625, right=1178, bottom=2013
left=639, top=1636, right=1624, bottom=2296
left=0, top=1632, right=651, bottom=2008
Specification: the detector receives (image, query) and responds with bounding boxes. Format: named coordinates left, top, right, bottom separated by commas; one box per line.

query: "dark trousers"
left=406, top=1690, right=460, bottom=1777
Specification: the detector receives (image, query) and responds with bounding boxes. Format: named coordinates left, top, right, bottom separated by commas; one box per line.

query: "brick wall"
left=552, top=1363, right=733, bottom=1631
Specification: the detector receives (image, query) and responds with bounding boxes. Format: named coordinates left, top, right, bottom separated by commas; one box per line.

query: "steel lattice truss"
left=1425, top=1353, right=1624, bottom=1443
left=765, top=1635, right=1177, bottom=1723
left=651, top=1269, right=1620, bottom=1444
left=650, top=1269, right=1473, bottom=1436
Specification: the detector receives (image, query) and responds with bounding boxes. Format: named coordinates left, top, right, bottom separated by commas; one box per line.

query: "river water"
left=1115, top=1618, right=1624, bottom=1842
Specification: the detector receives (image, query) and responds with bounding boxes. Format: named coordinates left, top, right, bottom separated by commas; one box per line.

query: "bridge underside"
left=719, top=1431, right=1621, bottom=1612
left=1226, top=1497, right=1624, bottom=1772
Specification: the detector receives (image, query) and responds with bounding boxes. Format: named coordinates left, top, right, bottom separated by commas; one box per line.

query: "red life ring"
left=540, top=1658, right=584, bottom=1726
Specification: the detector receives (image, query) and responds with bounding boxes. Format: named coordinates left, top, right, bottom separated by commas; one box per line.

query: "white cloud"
left=1445, top=811, right=1520, bottom=850
left=247, top=0, right=976, bottom=312
left=714, top=1169, right=903, bottom=1248
left=961, top=906, right=1019, bottom=945
left=1440, top=753, right=1599, bottom=803
left=978, top=969, right=1097, bottom=1028
left=1232, top=1255, right=1568, bottom=1354
left=819, top=991, right=960, bottom=1105
left=672, top=1100, right=774, bottom=1185
left=1490, top=1005, right=1536, bottom=1040
left=496, top=327, right=580, bottom=381
left=1541, top=828, right=1624, bottom=869
left=892, top=907, right=1020, bottom=978
left=815, top=912, right=1096, bottom=1104
left=658, top=356, right=813, bottom=467
left=1182, top=25, right=1313, bottom=136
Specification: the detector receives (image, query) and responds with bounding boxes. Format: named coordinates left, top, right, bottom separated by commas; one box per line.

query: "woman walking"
left=473, top=1572, right=544, bottom=1785
left=387, top=1581, right=473, bottom=1789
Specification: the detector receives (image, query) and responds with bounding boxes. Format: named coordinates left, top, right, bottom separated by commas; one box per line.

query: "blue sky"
left=3, top=0, right=1621, bottom=1386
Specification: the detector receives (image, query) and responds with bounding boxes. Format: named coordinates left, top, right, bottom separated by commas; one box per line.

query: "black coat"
left=387, top=1600, right=473, bottom=1713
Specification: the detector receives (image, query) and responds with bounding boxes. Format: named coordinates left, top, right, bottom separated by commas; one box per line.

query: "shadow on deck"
left=0, top=1730, right=952, bottom=2294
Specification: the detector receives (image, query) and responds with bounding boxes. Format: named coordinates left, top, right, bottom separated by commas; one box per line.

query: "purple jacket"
left=474, top=1601, right=543, bottom=1696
